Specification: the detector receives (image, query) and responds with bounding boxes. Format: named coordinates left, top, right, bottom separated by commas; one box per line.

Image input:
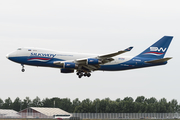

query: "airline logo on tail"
left=150, top=47, right=167, bottom=52
left=143, top=47, right=167, bottom=56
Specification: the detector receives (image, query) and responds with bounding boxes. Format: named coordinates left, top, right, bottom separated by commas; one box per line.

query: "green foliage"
left=72, top=98, right=81, bottom=112
left=3, top=97, right=12, bottom=109
left=0, top=98, right=4, bottom=108
left=32, top=96, right=43, bottom=107
left=42, top=98, right=53, bottom=107
left=0, top=96, right=179, bottom=113
left=12, top=97, right=22, bottom=111
left=21, top=97, right=32, bottom=110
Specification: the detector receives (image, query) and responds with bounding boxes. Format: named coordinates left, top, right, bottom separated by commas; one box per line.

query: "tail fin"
left=136, top=36, right=173, bottom=59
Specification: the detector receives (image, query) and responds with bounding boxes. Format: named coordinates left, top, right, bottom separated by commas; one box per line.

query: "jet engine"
left=63, top=62, right=78, bottom=69
left=61, top=69, right=74, bottom=73
left=87, top=58, right=102, bottom=65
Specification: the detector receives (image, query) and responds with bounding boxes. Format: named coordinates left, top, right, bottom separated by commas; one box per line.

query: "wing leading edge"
left=98, top=46, right=133, bottom=59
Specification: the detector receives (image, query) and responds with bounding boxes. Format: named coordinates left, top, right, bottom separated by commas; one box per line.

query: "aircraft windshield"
left=17, top=48, right=22, bottom=50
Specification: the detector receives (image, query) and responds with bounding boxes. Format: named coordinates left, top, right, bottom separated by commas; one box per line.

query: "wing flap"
left=145, top=57, right=172, bottom=64
left=81, top=65, right=100, bottom=71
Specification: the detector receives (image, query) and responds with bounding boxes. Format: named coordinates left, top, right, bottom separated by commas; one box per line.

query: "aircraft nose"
left=6, top=51, right=17, bottom=59
left=6, top=54, right=9, bottom=59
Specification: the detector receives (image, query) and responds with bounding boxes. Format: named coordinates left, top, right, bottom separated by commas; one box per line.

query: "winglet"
left=124, top=46, right=133, bottom=51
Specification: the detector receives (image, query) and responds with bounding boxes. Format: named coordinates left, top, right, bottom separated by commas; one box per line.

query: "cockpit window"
left=17, top=48, right=22, bottom=50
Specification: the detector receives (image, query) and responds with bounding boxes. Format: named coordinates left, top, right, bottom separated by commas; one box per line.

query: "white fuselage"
left=7, top=47, right=133, bottom=67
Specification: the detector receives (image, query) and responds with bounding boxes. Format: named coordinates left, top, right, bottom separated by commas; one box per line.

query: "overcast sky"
left=0, top=0, right=180, bottom=103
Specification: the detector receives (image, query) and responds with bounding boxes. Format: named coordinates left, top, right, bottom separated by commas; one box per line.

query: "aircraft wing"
left=54, top=46, right=133, bottom=71
left=98, top=46, right=133, bottom=59
left=74, top=46, right=133, bottom=64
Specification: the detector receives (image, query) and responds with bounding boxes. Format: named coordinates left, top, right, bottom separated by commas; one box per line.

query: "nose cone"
left=6, top=54, right=9, bottom=59
left=6, top=51, right=17, bottom=60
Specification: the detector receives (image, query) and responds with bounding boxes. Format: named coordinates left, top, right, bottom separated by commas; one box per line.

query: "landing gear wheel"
left=78, top=75, right=82, bottom=78
left=77, top=72, right=80, bottom=75
left=84, top=73, right=87, bottom=77
left=87, top=73, right=91, bottom=77
left=78, top=72, right=83, bottom=78
left=22, top=69, right=25, bottom=72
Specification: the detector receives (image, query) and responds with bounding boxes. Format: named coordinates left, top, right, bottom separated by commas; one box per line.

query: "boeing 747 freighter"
left=6, top=36, right=173, bottom=78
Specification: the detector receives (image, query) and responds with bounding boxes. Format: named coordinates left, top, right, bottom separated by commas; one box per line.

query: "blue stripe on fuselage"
left=99, top=57, right=167, bottom=71
left=8, top=56, right=65, bottom=68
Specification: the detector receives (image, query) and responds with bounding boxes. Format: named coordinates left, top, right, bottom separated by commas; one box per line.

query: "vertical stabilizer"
left=136, top=36, right=173, bottom=59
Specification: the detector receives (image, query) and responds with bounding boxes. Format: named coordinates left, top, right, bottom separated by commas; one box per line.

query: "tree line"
left=0, top=96, right=179, bottom=113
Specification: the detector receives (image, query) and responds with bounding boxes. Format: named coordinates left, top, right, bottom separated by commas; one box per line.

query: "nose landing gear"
left=21, top=64, right=25, bottom=72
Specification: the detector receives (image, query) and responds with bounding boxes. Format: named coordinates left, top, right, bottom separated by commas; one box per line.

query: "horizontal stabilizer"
left=145, top=57, right=172, bottom=64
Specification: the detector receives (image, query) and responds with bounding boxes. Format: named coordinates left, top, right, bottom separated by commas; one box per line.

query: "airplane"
left=6, top=36, right=173, bottom=78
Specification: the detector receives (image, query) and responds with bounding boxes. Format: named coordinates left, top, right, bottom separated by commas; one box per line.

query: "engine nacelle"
left=87, top=58, right=102, bottom=65
left=61, top=69, right=74, bottom=73
left=63, top=62, right=78, bottom=69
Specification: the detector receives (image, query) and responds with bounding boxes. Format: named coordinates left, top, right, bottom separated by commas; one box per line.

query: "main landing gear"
left=21, top=64, right=25, bottom=72
left=77, top=72, right=91, bottom=78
